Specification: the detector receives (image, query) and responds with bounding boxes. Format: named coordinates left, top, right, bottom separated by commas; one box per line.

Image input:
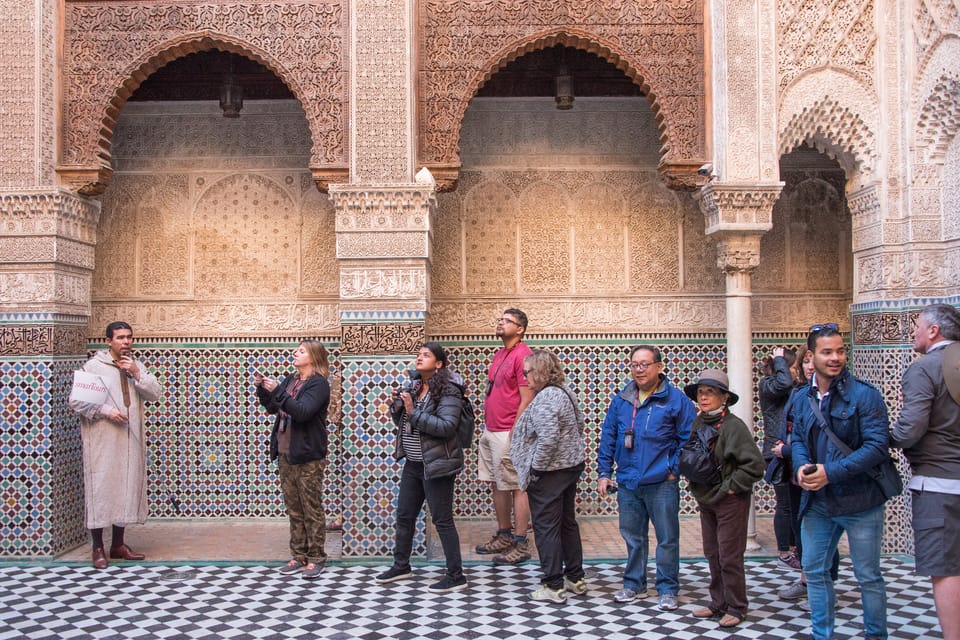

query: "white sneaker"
left=531, top=584, right=567, bottom=603
left=564, top=577, right=588, bottom=595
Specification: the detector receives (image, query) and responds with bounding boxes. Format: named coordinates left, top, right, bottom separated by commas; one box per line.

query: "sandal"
left=692, top=606, right=721, bottom=618
left=718, top=612, right=745, bottom=628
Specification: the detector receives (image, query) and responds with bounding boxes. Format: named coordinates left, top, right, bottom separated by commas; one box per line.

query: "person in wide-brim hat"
left=683, top=366, right=762, bottom=629
left=684, top=368, right=740, bottom=407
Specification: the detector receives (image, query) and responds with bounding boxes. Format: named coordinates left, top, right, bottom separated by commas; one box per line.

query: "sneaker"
left=301, top=562, right=325, bottom=580
left=531, top=584, right=568, bottom=603
left=475, top=532, right=514, bottom=555
left=278, top=559, right=306, bottom=575
left=779, top=580, right=807, bottom=601
left=564, top=577, right=588, bottom=596
left=492, top=540, right=531, bottom=565
left=798, top=599, right=811, bottom=612
left=614, top=587, right=641, bottom=603
left=428, top=574, right=467, bottom=593
left=778, top=553, right=802, bottom=570
left=376, top=565, right=413, bottom=583
left=658, top=593, right=679, bottom=611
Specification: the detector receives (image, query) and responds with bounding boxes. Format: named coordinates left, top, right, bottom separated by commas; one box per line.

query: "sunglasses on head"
left=809, top=323, right=840, bottom=332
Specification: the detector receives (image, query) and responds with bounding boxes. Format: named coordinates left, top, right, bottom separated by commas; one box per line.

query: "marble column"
left=700, top=184, right=781, bottom=548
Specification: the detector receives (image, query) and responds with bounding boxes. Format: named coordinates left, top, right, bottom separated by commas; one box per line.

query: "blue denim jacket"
left=791, top=368, right=890, bottom=517
left=598, top=376, right=696, bottom=489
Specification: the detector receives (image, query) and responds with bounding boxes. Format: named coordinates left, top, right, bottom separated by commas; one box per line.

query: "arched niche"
left=417, top=4, right=708, bottom=191
left=59, top=1, right=349, bottom=195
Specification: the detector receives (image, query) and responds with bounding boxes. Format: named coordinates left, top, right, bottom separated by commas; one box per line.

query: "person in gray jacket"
left=891, top=303, right=960, bottom=640
left=510, top=349, right=587, bottom=604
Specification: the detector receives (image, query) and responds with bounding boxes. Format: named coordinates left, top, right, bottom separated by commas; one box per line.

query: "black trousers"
left=392, top=460, right=463, bottom=578
left=526, top=462, right=586, bottom=590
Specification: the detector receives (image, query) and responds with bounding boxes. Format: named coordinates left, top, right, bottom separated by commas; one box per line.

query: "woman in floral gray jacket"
left=510, top=348, right=586, bottom=603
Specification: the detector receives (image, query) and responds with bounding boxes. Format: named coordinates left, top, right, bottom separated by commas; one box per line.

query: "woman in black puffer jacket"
left=758, top=347, right=799, bottom=568
left=377, top=342, right=468, bottom=593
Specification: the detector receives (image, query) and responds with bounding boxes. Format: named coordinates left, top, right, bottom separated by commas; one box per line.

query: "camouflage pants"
left=278, top=455, right=327, bottom=564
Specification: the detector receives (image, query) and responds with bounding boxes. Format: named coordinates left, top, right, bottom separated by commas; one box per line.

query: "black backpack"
left=457, top=393, right=477, bottom=449
left=678, top=423, right=721, bottom=485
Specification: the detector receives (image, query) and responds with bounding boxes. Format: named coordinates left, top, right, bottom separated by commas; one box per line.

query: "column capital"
left=698, top=183, right=783, bottom=235
left=0, top=190, right=101, bottom=317
left=715, top=232, right=763, bottom=277
left=329, top=184, right=437, bottom=311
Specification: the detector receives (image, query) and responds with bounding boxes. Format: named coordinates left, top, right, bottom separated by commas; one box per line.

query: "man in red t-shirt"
left=475, top=308, right=535, bottom=564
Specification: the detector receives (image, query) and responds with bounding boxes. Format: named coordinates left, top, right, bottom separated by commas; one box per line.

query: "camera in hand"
left=391, top=370, right=421, bottom=413
left=802, top=464, right=817, bottom=475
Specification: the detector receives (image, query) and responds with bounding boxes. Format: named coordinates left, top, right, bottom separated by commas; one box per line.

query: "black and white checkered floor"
left=0, top=558, right=937, bottom=639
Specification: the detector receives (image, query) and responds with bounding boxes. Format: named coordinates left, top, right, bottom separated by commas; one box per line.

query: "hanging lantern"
left=219, top=63, right=243, bottom=118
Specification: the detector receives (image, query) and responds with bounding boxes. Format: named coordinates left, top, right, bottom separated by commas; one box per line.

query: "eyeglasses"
left=629, top=362, right=660, bottom=371
left=809, top=323, right=840, bottom=332
left=522, top=368, right=532, bottom=376
left=497, top=317, right=522, bottom=327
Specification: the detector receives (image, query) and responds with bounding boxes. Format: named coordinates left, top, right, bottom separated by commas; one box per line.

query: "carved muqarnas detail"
left=340, top=323, right=424, bottom=355
left=780, top=98, right=876, bottom=178
left=418, top=1, right=706, bottom=184
left=62, top=2, right=347, bottom=191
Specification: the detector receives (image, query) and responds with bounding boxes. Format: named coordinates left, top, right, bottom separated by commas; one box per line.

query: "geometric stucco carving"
left=418, top=0, right=706, bottom=189
left=914, top=73, right=960, bottom=164
left=857, top=247, right=960, bottom=301
left=777, top=0, right=880, bottom=182
left=59, top=2, right=349, bottom=195
left=777, top=0, right=876, bottom=98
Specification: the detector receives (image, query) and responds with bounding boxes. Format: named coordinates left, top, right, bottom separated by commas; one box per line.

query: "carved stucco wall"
left=417, top=0, right=707, bottom=189
left=60, top=1, right=348, bottom=194
left=428, top=98, right=851, bottom=335
left=776, top=0, right=879, bottom=182
left=0, top=0, right=57, bottom=188
left=90, top=101, right=339, bottom=337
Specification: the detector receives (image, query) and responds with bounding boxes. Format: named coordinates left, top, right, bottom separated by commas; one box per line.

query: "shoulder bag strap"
left=806, top=395, right=853, bottom=456
left=943, top=342, right=960, bottom=406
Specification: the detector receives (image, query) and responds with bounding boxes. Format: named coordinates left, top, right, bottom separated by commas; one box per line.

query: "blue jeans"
left=617, top=478, right=680, bottom=595
left=801, top=501, right=887, bottom=640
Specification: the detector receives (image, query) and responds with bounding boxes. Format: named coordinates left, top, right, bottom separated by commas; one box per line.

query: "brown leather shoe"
left=109, top=544, right=145, bottom=561
left=92, top=547, right=108, bottom=569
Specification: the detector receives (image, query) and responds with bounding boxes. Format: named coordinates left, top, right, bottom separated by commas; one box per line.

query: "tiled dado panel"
left=4, top=330, right=917, bottom=557
left=339, top=333, right=821, bottom=557
left=1, top=356, right=87, bottom=558
left=119, top=339, right=346, bottom=525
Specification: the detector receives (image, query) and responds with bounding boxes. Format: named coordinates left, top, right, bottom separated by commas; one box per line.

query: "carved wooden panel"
left=417, top=0, right=706, bottom=184
left=62, top=1, right=348, bottom=190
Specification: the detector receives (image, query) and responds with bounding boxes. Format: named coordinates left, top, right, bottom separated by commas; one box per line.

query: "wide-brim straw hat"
left=683, top=368, right=740, bottom=406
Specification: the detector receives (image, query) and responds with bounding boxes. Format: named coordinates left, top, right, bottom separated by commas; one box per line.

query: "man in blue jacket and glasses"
left=598, top=345, right=696, bottom=612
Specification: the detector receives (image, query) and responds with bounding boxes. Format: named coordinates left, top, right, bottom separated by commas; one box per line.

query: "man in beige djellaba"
left=69, top=321, right=163, bottom=569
